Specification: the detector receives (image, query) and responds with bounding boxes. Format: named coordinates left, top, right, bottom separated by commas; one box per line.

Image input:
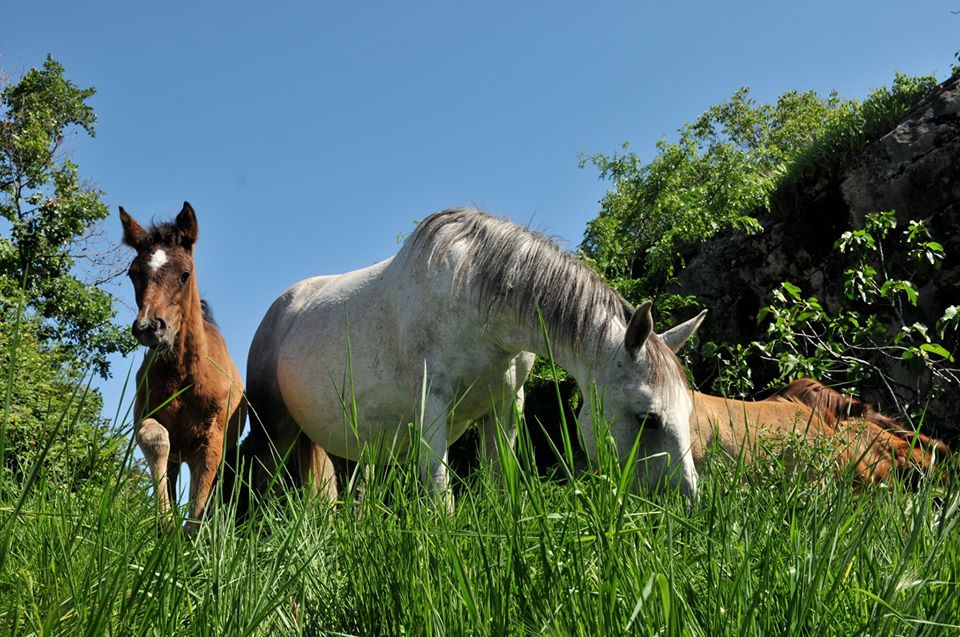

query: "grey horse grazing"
left=243, top=208, right=702, bottom=509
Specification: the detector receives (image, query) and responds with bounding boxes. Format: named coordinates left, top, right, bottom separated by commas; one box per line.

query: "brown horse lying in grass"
left=120, top=202, right=246, bottom=533
left=689, top=378, right=951, bottom=484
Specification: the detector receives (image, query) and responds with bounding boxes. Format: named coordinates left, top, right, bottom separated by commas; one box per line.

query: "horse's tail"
left=774, top=378, right=952, bottom=483
left=217, top=431, right=259, bottom=522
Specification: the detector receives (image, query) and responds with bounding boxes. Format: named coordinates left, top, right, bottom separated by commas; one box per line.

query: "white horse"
left=244, top=208, right=703, bottom=507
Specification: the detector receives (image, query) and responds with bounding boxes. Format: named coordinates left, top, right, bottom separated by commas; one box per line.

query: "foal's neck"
left=165, top=289, right=209, bottom=378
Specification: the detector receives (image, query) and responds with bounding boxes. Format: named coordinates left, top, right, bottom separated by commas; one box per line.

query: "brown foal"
left=120, top=201, right=245, bottom=533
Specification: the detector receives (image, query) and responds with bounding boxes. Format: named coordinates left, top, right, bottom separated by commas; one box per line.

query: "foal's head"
left=119, top=202, right=201, bottom=352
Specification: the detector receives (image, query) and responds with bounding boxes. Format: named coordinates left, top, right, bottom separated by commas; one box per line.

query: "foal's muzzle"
left=132, top=316, right=166, bottom=347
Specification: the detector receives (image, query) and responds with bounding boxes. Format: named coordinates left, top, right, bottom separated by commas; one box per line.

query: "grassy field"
left=1, top=395, right=958, bottom=637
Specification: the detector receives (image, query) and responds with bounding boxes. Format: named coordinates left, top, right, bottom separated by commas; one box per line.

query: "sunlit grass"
left=1, top=330, right=958, bottom=635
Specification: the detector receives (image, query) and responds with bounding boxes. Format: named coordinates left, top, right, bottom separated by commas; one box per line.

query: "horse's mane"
left=200, top=299, right=217, bottom=327
left=774, top=378, right=952, bottom=458
left=408, top=208, right=630, bottom=347
left=138, top=218, right=192, bottom=250
left=773, top=379, right=862, bottom=422
left=407, top=208, right=685, bottom=383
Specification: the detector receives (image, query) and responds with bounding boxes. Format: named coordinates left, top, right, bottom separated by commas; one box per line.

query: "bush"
left=1, top=300, right=133, bottom=491
left=579, top=87, right=853, bottom=300
left=758, top=212, right=954, bottom=415
left=773, top=72, right=937, bottom=217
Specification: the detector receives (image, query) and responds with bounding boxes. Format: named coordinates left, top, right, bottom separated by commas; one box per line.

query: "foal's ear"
left=625, top=300, right=654, bottom=359
left=659, top=309, right=707, bottom=353
left=119, top=206, right=145, bottom=249
left=176, top=201, right=198, bottom=248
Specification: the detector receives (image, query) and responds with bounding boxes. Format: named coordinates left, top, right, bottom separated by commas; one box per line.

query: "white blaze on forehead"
left=148, top=249, right=169, bottom=272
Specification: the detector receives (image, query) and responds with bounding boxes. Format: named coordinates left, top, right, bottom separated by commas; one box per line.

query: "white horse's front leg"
left=136, top=417, right=175, bottom=532
left=482, top=353, right=534, bottom=472
left=579, top=394, right=600, bottom=470
left=418, top=391, right=453, bottom=514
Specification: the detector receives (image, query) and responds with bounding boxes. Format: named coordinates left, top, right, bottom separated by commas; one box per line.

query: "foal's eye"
left=179, top=271, right=191, bottom=284
left=636, top=413, right=663, bottom=430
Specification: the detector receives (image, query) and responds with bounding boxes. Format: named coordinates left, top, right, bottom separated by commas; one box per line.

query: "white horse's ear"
left=660, top=309, right=707, bottom=353
left=625, top=300, right=654, bottom=358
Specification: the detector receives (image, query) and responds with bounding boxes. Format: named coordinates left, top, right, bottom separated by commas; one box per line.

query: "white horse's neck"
left=500, top=308, right=625, bottom=387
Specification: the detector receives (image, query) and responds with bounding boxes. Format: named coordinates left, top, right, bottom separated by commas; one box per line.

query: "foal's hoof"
left=155, top=516, right=178, bottom=538
left=183, top=520, right=201, bottom=538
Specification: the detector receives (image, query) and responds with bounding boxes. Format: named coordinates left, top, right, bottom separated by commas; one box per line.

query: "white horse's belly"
left=277, top=320, right=520, bottom=460
left=278, top=356, right=516, bottom=461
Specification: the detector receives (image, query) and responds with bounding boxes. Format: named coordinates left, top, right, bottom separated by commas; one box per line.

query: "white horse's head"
left=580, top=302, right=706, bottom=500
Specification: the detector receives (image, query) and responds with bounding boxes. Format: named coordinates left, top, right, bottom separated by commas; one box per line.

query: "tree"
left=0, top=57, right=135, bottom=493
left=578, top=87, right=853, bottom=304
left=0, top=55, right=133, bottom=378
left=0, top=314, right=133, bottom=489
left=578, top=73, right=937, bottom=306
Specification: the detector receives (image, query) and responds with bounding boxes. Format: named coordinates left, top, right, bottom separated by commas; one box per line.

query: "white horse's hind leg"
left=136, top=417, right=175, bottom=532
left=300, top=439, right=338, bottom=501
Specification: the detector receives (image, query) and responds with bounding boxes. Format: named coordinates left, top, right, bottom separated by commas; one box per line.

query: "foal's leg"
left=184, top=430, right=225, bottom=535
left=136, top=417, right=175, bottom=532
left=166, top=461, right=181, bottom=509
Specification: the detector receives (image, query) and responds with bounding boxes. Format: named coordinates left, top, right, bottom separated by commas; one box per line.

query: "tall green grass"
left=1, top=340, right=957, bottom=634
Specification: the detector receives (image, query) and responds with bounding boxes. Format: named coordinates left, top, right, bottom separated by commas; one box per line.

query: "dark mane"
left=775, top=378, right=952, bottom=458
left=406, top=208, right=684, bottom=388
left=200, top=299, right=217, bottom=327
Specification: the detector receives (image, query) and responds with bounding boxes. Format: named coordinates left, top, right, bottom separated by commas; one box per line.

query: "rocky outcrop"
left=842, top=73, right=960, bottom=322
left=842, top=74, right=960, bottom=228
left=673, top=71, right=960, bottom=442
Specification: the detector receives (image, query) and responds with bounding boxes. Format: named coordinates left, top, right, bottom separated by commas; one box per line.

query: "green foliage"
left=578, top=70, right=948, bottom=425
left=580, top=73, right=937, bottom=316
left=580, top=87, right=850, bottom=300
left=0, top=55, right=133, bottom=378
left=0, top=309, right=131, bottom=491
left=0, top=57, right=134, bottom=498
left=716, top=212, right=958, bottom=413
left=774, top=73, right=938, bottom=215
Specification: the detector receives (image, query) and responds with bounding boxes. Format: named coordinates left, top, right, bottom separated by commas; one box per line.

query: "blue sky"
left=2, top=1, right=958, bottom=422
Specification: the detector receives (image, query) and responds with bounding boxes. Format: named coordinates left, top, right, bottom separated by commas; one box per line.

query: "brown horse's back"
left=691, top=380, right=950, bottom=485
left=690, top=391, right=833, bottom=468
left=774, top=378, right=951, bottom=483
